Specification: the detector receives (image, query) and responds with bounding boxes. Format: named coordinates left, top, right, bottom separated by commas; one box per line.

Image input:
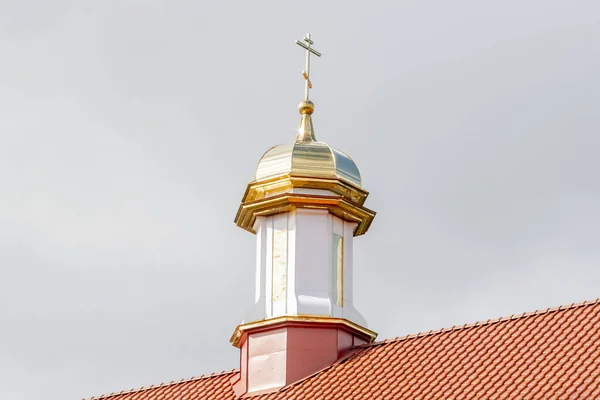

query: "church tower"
left=230, top=34, right=377, bottom=395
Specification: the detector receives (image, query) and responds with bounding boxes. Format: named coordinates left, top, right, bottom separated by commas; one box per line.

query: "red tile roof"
left=88, top=299, right=600, bottom=400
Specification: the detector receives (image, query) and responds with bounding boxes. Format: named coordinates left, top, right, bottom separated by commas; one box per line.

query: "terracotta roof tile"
left=87, top=299, right=600, bottom=400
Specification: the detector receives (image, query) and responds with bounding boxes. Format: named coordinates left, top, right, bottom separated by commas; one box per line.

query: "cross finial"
left=295, top=33, right=322, bottom=101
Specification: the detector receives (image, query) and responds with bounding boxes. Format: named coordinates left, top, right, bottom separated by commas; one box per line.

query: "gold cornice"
left=230, top=315, right=378, bottom=347
left=241, top=174, right=369, bottom=206
left=234, top=192, right=376, bottom=236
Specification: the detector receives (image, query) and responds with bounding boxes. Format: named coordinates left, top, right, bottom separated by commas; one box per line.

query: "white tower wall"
left=243, top=204, right=367, bottom=327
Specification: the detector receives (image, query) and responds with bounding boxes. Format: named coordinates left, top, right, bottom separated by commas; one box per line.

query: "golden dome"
left=254, top=100, right=362, bottom=187
left=235, top=37, right=375, bottom=237
left=236, top=100, right=374, bottom=237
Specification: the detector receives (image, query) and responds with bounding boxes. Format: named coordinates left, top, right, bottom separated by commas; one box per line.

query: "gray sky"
left=1, top=1, right=599, bottom=399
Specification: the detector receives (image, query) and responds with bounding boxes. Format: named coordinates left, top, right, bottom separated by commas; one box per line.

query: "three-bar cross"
left=295, top=33, right=322, bottom=100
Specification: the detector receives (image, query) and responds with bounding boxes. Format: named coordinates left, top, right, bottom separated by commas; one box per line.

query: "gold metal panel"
left=332, top=148, right=361, bottom=186
left=255, top=144, right=294, bottom=182
left=290, top=141, right=335, bottom=179
left=254, top=142, right=362, bottom=188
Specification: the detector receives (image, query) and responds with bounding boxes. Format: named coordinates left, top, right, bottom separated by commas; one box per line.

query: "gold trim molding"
left=230, top=315, right=378, bottom=347
left=235, top=192, right=376, bottom=236
left=241, top=174, right=369, bottom=206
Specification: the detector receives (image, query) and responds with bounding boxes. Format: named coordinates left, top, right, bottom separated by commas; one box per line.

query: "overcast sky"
left=1, top=1, right=599, bottom=399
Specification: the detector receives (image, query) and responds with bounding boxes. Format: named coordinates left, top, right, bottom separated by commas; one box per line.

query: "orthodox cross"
left=295, top=33, right=322, bottom=100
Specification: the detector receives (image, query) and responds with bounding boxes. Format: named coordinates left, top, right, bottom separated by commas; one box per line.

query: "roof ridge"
left=83, top=369, right=239, bottom=400
left=363, top=298, right=600, bottom=348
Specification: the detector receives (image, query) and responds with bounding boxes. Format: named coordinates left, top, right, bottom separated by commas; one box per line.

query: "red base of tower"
left=230, top=317, right=376, bottom=396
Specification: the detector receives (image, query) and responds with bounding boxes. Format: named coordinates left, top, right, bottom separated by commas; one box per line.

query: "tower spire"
left=231, top=34, right=376, bottom=396
left=295, top=33, right=321, bottom=143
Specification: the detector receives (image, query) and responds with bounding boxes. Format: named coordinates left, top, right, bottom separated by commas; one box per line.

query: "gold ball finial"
left=298, top=100, right=315, bottom=115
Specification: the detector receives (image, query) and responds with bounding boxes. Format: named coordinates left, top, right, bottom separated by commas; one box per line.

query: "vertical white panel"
left=286, top=209, right=297, bottom=315
left=272, top=214, right=288, bottom=316
left=254, top=217, right=267, bottom=303
left=332, top=216, right=344, bottom=236
left=327, top=214, right=334, bottom=316
left=343, top=221, right=357, bottom=305
left=326, top=214, right=333, bottom=298
left=331, top=215, right=346, bottom=318
left=244, top=217, right=270, bottom=322
left=265, top=217, right=274, bottom=318
left=295, top=208, right=330, bottom=315
left=295, top=209, right=329, bottom=292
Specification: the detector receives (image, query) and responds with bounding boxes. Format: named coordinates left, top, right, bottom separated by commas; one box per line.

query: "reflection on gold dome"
left=235, top=99, right=375, bottom=237
left=254, top=101, right=362, bottom=188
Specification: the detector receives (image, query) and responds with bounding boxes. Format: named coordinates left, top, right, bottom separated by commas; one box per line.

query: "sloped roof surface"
left=89, top=299, right=600, bottom=400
